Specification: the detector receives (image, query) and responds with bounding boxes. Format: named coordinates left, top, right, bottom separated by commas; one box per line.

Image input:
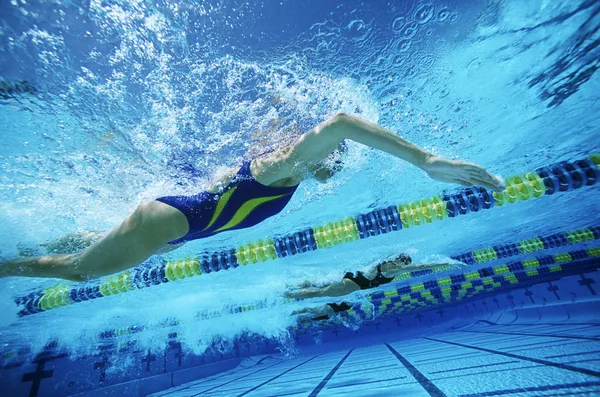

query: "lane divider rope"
left=14, top=153, right=600, bottom=316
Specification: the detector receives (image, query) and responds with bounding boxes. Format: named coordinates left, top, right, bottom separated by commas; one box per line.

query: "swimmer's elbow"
left=324, top=112, right=365, bottom=142
left=328, top=112, right=354, bottom=132
left=330, top=112, right=351, bottom=123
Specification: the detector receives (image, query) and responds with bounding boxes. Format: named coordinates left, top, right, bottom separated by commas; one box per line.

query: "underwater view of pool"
left=1, top=0, right=599, bottom=395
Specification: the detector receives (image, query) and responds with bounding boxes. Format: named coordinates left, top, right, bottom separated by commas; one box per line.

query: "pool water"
left=1, top=0, right=599, bottom=396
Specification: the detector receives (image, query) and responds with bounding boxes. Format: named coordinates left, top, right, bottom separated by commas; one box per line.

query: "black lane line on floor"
left=457, top=329, right=600, bottom=341
left=308, top=349, right=354, bottom=397
left=424, top=337, right=600, bottom=378
left=457, top=380, right=600, bottom=397
left=191, top=360, right=286, bottom=396
left=385, top=343, right=447, bottom=397
left=237, top=355, right=319, bottom=397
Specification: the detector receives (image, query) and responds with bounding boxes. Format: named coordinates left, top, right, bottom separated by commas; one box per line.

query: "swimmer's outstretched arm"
left=284, top=278, right=361, bottom=299
left=378, top=260, right=452, bottom=277
left=286, top=113, right=505, bottom=192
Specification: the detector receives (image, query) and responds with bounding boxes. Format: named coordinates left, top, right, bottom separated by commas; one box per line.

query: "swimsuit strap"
left=237, top=160, right=252, bottom=177
left=235, top=160, right=263, bottom=183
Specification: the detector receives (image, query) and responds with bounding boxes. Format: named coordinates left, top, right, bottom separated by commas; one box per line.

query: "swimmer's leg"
left=293, top=305, right=335, bottom=322
left=0, top=201, right=189, bottom=281
left=39, top=230, right=105, bottom=255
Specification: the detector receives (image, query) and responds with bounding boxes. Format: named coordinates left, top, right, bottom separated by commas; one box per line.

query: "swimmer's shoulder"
left=205, top=165, right=238, bottom=193
left=251, top=146, right=303, bottom=187
left=205, top=147, right=300, bottom=192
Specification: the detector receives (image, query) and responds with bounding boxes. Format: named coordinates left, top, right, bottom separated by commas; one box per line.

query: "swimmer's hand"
left=421, top=156, right=505, bottom=192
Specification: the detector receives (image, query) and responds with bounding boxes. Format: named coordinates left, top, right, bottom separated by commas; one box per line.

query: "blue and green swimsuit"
left=156, top=160, right=299, bottom=244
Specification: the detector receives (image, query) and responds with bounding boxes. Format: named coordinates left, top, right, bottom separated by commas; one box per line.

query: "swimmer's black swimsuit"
left=312, top=302, right=352, bottom=321
left=343, top=265, right=395, bottom=290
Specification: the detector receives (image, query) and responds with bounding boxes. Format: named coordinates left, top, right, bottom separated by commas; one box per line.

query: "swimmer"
left=285, top=253, right=450, bottom=300
left=292, top=302, right=357, bottom=323
left=0, top=113, right=504, bottom=281
left=289, top=254, right=450, bottom=321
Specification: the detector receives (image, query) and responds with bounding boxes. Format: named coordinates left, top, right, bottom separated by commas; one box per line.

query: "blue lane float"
left=13, top=153, right=600, bottom=316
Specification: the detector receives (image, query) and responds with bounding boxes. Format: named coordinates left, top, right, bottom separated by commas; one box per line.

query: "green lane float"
left=15, top=153, right=600, bottom=316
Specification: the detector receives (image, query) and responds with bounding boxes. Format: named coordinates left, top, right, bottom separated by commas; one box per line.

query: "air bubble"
left=404, top=65, right=417, bottom=79
left=398, top=39, right=411, bottom=52
left=346, top=19, right=365, bottom=36
left=392, top=17, right=405, bottom=33
left=467, top=58, right=482, bottom=73
left=393, top=54, right=408, bottom=67
left=437, top=8, right=450, bottom=22
left=401, top=21, right=419, bottom=39
left=346, top=19, right=371, bottom=42
left=415, top=3, right=435, bottom=25
left=417, top=53, right=435, bottom=70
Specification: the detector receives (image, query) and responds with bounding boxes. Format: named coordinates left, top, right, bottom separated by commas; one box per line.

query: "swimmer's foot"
left=284, top=290, right=305, bottom=299
left=447, top=260, right=469, bottom=269
left=40, top=231, right=103, bottom=255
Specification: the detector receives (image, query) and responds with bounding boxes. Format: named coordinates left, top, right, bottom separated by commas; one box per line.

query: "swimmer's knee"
left=47, top=253, right=92, bottom=282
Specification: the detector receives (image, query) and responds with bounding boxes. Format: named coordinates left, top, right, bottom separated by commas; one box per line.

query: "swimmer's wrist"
left=417, top=151, right=434, bottom=170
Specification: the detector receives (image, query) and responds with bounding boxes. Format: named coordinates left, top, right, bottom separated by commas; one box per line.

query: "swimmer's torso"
left=156, top=160, right=299, bottom=244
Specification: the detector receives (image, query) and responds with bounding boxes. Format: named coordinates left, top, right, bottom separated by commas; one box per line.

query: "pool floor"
left=147, top=317, right=600, bottom=397
left=3, top=249, right=599, bottom=396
